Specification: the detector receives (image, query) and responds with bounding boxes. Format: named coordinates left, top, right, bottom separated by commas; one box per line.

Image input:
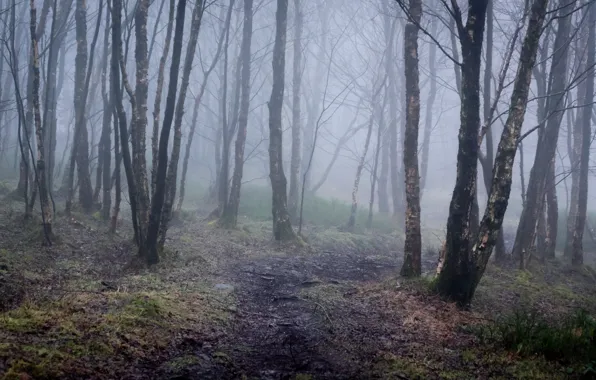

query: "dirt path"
left=208, top=250, right=436, bottom=380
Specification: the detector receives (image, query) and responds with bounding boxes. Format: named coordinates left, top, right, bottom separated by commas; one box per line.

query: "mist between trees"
left=0, top=0, right=595, bottom=308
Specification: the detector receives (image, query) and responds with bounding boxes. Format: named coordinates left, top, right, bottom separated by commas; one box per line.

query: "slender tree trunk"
left=512, top=0, right=574, bottom=268
left=133, top=0, right=151, bottom=234
left=420, top=15, right=436, bottom=198
left=151, top=0, right=175, bottom=197
left=571, top=1, right=595, bottom=265
left=177, top=2, right=228, bottom=212
left=144, top=0, right=187, bottom=264
left=99, top=9, right=112, bottom=220
left=111, top=0, right=140, bottom=244
left=220, top=0, right=253, bottom=228
left=400, top=0, right=422, bottom=278
left=216, top=0, right=235, bottom=216
left=30, top=0, right=52, bottom=243
left=160, top=0, right=205, bottom=246
left=110, top=108, right=121, bottom=233
left=269, top=0, right=295, bottom=241
left=436, top=0, right=547, bottom=306
left=287, top=0, right=303, bottom=219
left=69, top=0, right=94, bottom=213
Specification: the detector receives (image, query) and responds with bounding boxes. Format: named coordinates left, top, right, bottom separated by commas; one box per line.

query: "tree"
left=399, top=0, right=422, bottom=278
left=287, top=0, right=303, bottom=219
left=160, top=0, right=205, bottom=245
left=144, top=0, right=187, bottom=264
left=570, top=1, right=595, bottom=265
left=30, top=0, right=52, bottom=244
left=436, top=0, right=548, bottom=306
left=512, top=0, right=575, bottom=268
left=67, top=0, right=94, bottom=213
left=220, top=0, right=254, bottom=228
left=268, top=0, right=296, bottom=241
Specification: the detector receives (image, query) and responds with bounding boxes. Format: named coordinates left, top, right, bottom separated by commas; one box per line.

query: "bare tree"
left=512, top=0, right=575, bottom=268
left=570, top=1, right=595, bottom=265
left=400, top=0, right=422, bottom=278
left=436, top=0, right=548, bottom=306
left=269, top=0, right=295, bottom=241
left=287, top=0, right=303, bottom=219
left=30, top=0, right=52, bottom=244
left=144, top=0, right=187, bottom=264
left=220, top=0, right=254, bottom=228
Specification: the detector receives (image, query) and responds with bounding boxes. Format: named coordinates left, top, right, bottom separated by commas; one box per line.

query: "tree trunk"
left=99, top=8, right=112, bottom=220
left=435, top=0, right=489, bottom=303
left=512, top=0, right=574, bottom=268
left=151, top=0, right=175, bottom=198
left=220, top=0, right=253, bottom=228
left=436, top=0, right=547, bottom=306
left=268, top=0, right=295, bottom=241
left=420, top=14, right=436, bottom=198
left=70, top=0, right=94, bottom=213
left=400, top=0, right=422, bottom=278
left=160, top=0, right=205, bottom=246
left=30, top=0, right=53, bottom=243
left=571, top=1, right=595, bottom=265
left=177, top=1, right=228, bottom=212
left=287, top=0, right=303, bottom=219
left=347, top=83, right=382, bottom=231
left=144, top=0, right=187, bottom=265
left=382, top=0, right=401, bottom=218
left=133, top=0, right=151, bottom=234
left=111, top=0, right=141, bottom=244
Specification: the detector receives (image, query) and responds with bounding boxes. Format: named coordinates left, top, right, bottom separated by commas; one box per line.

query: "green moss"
left=378, top=354, right=430, bottom=379
left=0, top=304, right=53, bottom=332
left=439, top=370, right=472, bottom=379
left=294, top=374, right=313, bottom=380
left=163, top=354, right=201, bottom=371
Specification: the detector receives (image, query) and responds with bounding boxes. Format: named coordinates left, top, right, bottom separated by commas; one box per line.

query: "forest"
left=0, top=0, right=595, bottom=378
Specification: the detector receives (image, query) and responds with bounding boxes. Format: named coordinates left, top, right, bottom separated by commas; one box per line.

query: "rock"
left=214, top=283, right=234, bottom=292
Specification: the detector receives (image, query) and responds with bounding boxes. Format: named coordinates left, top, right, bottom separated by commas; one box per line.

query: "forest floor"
left=0, top=196, right=596, bottom=379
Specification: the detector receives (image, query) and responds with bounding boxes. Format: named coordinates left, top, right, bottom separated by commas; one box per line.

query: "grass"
left=182, top=182, right=397, bottom=234
left=475, top=309, right=596, bottom=375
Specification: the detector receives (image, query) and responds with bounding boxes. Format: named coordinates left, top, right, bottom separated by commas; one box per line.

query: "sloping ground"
left=0, top=201, right=594, bottom=379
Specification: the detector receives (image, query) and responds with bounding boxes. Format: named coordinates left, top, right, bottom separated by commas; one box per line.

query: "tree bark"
left=400, top=0, right=422, bottom=278
left=30, top=0, right=53, bottom=243
left=133, top=0, right=151, bottom=234
left=268, top=0, right=295, bottom=241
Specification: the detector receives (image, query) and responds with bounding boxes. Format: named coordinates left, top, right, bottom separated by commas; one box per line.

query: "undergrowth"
left=476, top=309, right=596, bottom=375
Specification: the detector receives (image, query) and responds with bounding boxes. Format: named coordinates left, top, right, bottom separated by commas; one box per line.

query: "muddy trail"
left=202, top=250, right=439, bottom=380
